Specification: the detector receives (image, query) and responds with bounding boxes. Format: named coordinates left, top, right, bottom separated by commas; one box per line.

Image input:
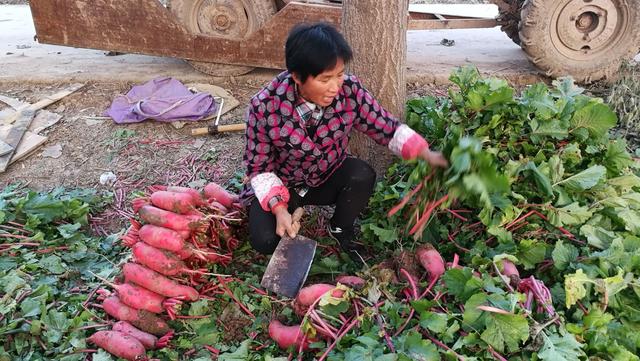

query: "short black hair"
left=285, top=22, right=353, bottom=83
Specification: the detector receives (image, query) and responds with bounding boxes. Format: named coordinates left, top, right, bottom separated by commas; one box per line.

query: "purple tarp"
left=105, top=77, right=218, bottom=123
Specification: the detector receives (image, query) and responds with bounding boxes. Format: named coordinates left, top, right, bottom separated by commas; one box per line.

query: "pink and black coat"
left=240, top=71, right=429, bottom=211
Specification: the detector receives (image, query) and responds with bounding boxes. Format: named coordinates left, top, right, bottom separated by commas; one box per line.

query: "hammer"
left=190, top=96, right=246, bottom=136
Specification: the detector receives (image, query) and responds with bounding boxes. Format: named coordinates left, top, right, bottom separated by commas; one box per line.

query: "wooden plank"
left=7, top=132, right=47, bottom=165
left=0, top=110, right=36, bottom=172
left=1, top=83, right=84, bottom=125
left=0, top=140, right=12, bottom=157
left=30, top=110, right=63, bottom=134
left=0, top=110, right=62, bottom=165
left=0, top=94, right=30, bottom=110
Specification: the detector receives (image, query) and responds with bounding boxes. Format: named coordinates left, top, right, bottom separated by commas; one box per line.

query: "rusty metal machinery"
left=28, top=0, right=639, bottom=82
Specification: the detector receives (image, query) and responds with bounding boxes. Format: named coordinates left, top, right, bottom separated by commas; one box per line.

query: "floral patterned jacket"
left=240, top=71, right=429, bottom=211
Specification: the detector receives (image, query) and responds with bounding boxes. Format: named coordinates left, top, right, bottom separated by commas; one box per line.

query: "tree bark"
left=342, top=0, right=409, bottom=169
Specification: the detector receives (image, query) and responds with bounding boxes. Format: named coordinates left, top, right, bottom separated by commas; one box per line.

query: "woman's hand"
left=420, top=148, right=449, bottom=168
left=273, top=205, right=297, bottom=238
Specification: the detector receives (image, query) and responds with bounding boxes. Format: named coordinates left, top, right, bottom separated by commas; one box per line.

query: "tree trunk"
left=342, top=0, right=409, bottom=170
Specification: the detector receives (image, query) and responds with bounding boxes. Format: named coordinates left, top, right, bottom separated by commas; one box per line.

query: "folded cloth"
left=106, top=77, right=218, bottom=123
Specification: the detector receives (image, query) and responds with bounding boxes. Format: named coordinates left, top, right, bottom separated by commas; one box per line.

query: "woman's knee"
left=249, top=229, right=280, bottom=255
left=346, top=158, right=376, bottom=188
left=248, top=199, right=280, bottom=254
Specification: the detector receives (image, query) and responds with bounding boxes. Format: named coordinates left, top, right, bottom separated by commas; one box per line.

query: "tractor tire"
left=519, top=0, right=640, bottom=83
left=171, top=0, right=277, bottom=76
left=497, top=0, right=525, bottom=44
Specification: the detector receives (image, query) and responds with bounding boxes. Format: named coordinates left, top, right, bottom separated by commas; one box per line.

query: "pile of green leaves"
left=0, top=186, right=123, bottom=360
left=4, top=67, right=640, bottom=361
left=358, top=67, right=640, bottom=360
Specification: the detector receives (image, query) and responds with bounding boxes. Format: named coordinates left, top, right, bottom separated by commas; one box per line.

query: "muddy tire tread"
left=519, top=0, right=640, bottom=83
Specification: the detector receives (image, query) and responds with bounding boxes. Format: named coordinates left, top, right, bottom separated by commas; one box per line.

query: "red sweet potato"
left=112, top=321, right=158, bottom=350
left=415, top=245, right=445, bottom=282
left=88, top=330, right=146, bottom=361
left=123, top=263, right=199, bottom=301
left=102, top=296, right=170, bottom=336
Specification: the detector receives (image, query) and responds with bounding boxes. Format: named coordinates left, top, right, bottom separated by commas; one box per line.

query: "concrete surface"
left=1, top=4, right=637, bottom=85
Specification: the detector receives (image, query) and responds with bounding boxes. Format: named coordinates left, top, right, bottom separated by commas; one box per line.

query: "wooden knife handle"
left=292, top=207, right=305, bottom=223
left=291, top=207, right=304, bottom=236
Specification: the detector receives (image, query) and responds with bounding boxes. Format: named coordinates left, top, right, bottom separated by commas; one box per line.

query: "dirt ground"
left=0, top=79, right=445, bottom=190
left=0, top=80, right=257, bottom=190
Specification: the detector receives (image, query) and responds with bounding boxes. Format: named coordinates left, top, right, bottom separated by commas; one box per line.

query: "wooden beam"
left=408, top=18, right=498, bottom=30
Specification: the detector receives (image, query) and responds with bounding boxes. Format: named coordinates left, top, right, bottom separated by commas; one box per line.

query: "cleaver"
left=260, top=208, right=317, bottom=298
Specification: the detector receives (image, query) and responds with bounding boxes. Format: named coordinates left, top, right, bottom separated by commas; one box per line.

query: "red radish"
left=209, top=201, right=229, bottom=214
left=293, top=283, right=344, bottom=316
left=163, top=185, right=207, bottom=206
left=395, top=250, right=421, bottom=285
left=121, top=220, right=142, bottom=248
left=415, top=244, right=445, bottom=282
left=409, top=195, right=450, bottom=236
left=137, top=224, right=188, bottom=252
left=126, top=217, right=192, bottom=242
left=137, top=204, right=204, bottom=232
left=102, top=296, right=170, bottom=336
left=113, top=321, right=158, bottom=350
left=375, top=260, right=399, bottom=283
left=296, top=284, right=343, bottom=306
left=150, top=190, right=198, bottom=214
left=131, top=242, right=214, bottom=277
left=204, top=251, right=233, bottom=266
left=204, top=182, right=238, bottom=209
left=177, top=229, right=192, bottom=240
left=123, top=263, right=199, bottom=301
left=336, top=275, right=366, bottom=290
left=88, top=330, right=147, bottom=361
left=136, top=224, right=214, bottom=261
left=268, top=320, right=311, bottom=351
left=499, top=259, right=519, bottom=277
left=219, top=226, right=234, bottom=243
left=498, top=259, right=520, bottom=286
left=95, top=276, right=165, bottom=314
left=175, top=247, right=194, bottom=260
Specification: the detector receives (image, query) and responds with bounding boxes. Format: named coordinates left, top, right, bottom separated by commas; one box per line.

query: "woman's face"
left=293, top=58, right=345, bottom=107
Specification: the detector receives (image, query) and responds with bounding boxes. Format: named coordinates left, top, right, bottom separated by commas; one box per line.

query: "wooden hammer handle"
left=191, top=122, right=246, bottom=136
